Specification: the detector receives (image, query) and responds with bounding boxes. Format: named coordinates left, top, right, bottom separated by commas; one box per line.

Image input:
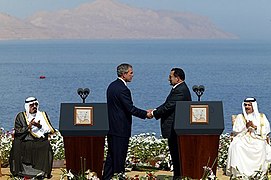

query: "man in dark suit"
left=152, top=68, right=191, bottom=179
left=102, top=63, right=152, bottom=180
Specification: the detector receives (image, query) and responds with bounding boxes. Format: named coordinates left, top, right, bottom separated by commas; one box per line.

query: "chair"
left=231, top=115, right=237, bottom=126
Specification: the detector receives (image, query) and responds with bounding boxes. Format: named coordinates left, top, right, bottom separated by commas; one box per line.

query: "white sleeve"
left=264, top=114, right=270, bottom=135
left=233, top=114, right=246, bottom=133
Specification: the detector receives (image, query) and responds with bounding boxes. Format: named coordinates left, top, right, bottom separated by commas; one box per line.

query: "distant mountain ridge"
left=0, top=0, right=238, bottom=40
left=0, top=13, right=50, bottom=40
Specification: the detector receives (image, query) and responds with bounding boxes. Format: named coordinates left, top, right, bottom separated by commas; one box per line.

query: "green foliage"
left=112, top=172, right=157, bottom=180
left=60, top=168, right=99, bottom=180
left=217, top=133, right=231, bottom=169
left=1, top=127, right=266, bottom=178
left=0, top=128, right=13, bottom=167
left=49, top=130, right=65, bottom=160
left=103, top=133, right=171, bottom=170
left=126, top=133, right=171, bottom=170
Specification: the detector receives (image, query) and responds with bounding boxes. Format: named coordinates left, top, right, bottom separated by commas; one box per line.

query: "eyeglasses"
left=29, top=102, right=38, bottom=107
left=244, top=103, right=252, bottom=107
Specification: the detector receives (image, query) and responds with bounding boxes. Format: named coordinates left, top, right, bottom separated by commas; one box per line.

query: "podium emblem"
left=190, top=104, right=209, bottom=124
left=74, top=106, right=94, bottom=125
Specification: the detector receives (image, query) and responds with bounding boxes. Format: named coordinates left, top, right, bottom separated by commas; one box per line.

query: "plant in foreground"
left=200, top=157, right=217, bottom=180
left=0, top=128, right=13, bottom=168
left=60, top=168, right=99, bottom=180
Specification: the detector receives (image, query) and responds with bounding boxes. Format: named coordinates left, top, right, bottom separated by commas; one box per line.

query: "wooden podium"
left=174, top=101, right=224, bottom=179
left=59, top=103, right=108, bottom=178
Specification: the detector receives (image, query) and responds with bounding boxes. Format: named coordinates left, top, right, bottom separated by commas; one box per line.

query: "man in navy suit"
left=102, top=63, right=152, bottom=180
left=152, top=68, right=191, bottom=179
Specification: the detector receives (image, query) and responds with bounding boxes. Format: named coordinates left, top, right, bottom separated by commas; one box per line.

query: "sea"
left=0, top=39, right=271, bottom=136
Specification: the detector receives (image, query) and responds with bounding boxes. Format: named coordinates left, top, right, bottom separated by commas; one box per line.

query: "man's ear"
left=178, top=77, right=183, bottom=83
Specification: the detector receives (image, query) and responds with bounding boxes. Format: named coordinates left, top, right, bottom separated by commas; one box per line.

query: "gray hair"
left=117, top=63, right=132, bottom=77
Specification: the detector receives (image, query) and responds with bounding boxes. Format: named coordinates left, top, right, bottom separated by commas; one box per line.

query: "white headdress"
left=242, top=97, right=260, bottom=120
left=25, top=97, right=39, bottom=120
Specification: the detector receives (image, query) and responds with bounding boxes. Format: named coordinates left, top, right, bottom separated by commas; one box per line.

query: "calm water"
left=0, top=39, right=271, bottom=136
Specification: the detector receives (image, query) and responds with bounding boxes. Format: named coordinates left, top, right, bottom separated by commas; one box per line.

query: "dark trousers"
left=102, top=135, right=129, bottom=180
left=168, top=132, right=181, bottom=177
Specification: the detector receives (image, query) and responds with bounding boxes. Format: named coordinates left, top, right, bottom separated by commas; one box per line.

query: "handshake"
left=146, top=109, right=154, bottom=119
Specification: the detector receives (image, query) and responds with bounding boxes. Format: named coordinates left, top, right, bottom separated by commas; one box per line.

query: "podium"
left=174, top=101, right=224, bottom=179
left=59, top=103, right=108, bottom=178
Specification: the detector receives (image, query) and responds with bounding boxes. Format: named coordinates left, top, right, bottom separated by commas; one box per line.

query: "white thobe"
left=226, top=113, right=270, bottom=177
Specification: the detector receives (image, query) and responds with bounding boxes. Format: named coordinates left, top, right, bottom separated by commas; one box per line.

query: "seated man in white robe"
left=226, top=97, right=270, bottom=178
left=9, top=97, right=55, bottom=179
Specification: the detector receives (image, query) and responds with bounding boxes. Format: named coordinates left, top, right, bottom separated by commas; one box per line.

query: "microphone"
left=192, top=85, right=198, bottom=92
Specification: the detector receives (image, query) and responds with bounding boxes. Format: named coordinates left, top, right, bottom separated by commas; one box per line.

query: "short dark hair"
left=117, top=63, right=132, bottom=77
left=171, top=68, right=185, bottom=80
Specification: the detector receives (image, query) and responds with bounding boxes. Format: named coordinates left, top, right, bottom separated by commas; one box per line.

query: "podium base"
left=178, top=135, right=219, bottom=179
left=63, top=136, right=105, bottom=178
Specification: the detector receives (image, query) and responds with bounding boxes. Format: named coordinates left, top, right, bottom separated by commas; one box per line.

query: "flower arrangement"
left=60, top=169, right=99, bottom=180
left=60, top=168, right=100, bottom=180
left=0, top=128, right=13, bottom=167
left=103, top=133, right=171, bottom=171
left=49, top=129, right=65, bottom=160
left=126, top=133, right=171, bottom=170
left=217, top=133, right=231, bottom=170
left=2, top=126, right=269, bottom=178
left=60, top=156, right=99, bottom=180
left=112, top=171, right=156, bottom=180
left=200, top=157, right=217, bottom=180
left=0, top=128, right=233, bottom=170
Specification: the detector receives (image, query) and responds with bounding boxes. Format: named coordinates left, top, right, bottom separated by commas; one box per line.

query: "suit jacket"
left=153, top=82, right=191, bottom=138
left=107, top=78, right=147, bottom=137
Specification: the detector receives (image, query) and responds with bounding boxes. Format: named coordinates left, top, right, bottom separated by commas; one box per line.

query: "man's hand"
left=33, top=120, right=42, bottom=129
left=29, top=118, right=42, bottom=129
left=246, top=120, right=257, bottom=130
left=146, top=109, right=153, bottom=119
left=28, top=119, right=34, bottom=129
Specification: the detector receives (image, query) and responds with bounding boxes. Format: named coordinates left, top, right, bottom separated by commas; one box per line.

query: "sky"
left=0, top=0, right=270, bottom=40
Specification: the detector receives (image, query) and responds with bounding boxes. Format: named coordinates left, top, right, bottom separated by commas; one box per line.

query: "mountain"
left=0, top=0, right=237, bottom=40
left=0, top=13, right=49, bottom=40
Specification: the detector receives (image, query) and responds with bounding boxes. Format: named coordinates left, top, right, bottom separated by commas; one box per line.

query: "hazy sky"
left=0, top=0, right=270, bottom=40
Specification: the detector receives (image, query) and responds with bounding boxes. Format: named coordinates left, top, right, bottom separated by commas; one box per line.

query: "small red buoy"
left=39, top=76, right=46, bottom=79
